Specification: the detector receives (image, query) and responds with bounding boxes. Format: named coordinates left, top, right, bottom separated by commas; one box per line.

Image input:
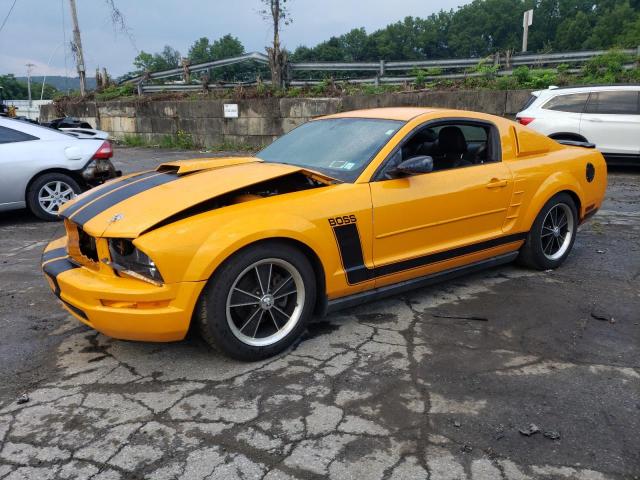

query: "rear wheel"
left=518, top=193, right=578, bottom=270
left=197, top=243, right=316, bottom=361
left=27, top=173, right=81, bottom=221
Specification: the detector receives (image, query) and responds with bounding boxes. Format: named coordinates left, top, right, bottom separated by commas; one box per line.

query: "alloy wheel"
left=38, top=180, right=76, bottom=215
left=226, top=258, right=305, bottom=347
left=541, top=203, right=574, bottom=261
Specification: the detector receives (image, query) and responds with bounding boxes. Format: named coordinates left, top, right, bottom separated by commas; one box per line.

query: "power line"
left=0, top=0, right=18, bottom=34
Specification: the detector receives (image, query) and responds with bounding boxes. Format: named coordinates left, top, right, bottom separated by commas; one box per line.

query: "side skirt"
left=324, top=251, right=519, bottom=315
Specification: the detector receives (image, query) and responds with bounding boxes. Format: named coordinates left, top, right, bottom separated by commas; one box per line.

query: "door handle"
left=586, top=117, right=603, bottom=122
left=486, top=178, right=508, bottom=188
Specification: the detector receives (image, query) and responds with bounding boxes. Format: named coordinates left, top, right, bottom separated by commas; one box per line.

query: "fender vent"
left=586, top=163, right=595, bottom=183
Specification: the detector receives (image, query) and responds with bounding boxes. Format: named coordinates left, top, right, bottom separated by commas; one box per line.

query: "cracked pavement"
left=1, top=148, right=639, bottom=480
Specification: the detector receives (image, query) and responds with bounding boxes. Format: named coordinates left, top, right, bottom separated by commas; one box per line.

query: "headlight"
left=108, top=239, right=163, bottom=285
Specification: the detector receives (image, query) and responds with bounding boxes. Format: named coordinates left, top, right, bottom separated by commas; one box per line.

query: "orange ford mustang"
left=41, top=108, right=607, bottom=360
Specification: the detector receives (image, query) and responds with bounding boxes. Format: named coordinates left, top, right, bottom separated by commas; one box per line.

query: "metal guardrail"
left=131, top=47, right=639, bottom=93
left=125, top=51, right=269, bottom=84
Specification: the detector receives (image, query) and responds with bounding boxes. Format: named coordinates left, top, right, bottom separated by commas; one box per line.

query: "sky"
left=0, top=0, right=469, bottom=78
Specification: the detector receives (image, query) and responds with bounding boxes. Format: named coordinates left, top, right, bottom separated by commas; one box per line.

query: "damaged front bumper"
left=41, top=237, right=205, bottom=342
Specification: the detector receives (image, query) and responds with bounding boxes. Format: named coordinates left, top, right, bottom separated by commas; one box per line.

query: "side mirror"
left=390, top=156, right=434, bottom=177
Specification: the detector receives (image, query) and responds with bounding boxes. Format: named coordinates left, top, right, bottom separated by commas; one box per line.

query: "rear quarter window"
left=521, top=95, right=538, bottom=111
left=542, top=93, right=589, bottom=113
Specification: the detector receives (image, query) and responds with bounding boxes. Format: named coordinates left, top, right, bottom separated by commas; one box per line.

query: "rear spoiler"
left=556, top=139, right=596, bottom=149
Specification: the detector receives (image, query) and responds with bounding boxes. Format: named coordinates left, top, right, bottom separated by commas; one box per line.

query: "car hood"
left=60, top=156, right=335, bottom=238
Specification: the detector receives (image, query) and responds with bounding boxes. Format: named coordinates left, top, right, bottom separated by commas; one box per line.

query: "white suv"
left=516, top=85, right=640, bottom=165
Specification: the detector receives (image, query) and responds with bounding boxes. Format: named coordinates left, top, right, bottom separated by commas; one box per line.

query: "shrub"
left=95, top=83, right=135, bottom=101
left=581, top=49, right=631, bottom=83
left=122, top=134, right=147, bottom=147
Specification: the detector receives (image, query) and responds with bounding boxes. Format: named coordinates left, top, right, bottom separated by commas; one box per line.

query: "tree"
left=156, top=46, right=181, bottom=71
left=133, top=51, right=155, bottom=73
left=0, top=75, right=57, bottom=100
left=259, top=0, right=292, bottom=88
left=133, top=46, right=181, bottom=74
left=211, top=34, right=244, bottom=59
left=0, top=75, right=28, bottom=99
left=188, top=37, right=212, bottom=64
left=341, top=28, right=370, bottom=61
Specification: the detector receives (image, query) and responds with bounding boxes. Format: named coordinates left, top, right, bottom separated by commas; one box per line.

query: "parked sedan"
left=42, top=108, right=606, bottom=360
left=0, top=117, right=120, bottom=220
left=516, top=85, right=640, bottom=165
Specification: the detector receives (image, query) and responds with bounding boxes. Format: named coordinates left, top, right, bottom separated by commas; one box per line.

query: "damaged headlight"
left=108, top=239, right=163, bottom=285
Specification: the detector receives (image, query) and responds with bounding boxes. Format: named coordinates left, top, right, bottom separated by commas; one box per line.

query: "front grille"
left=78, top=228, right=99, bottom=262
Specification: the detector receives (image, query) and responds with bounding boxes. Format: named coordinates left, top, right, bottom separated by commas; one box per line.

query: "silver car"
left=0, top=117, right=119, bottom=220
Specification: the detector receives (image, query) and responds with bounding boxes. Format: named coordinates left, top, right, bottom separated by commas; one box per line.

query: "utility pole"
left=26, top=63, right=35, bottom=107
left=68, top=0, right=87, bottom=96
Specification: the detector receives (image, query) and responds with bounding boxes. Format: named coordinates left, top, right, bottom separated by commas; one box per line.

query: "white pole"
left=26, top=63, right=35, bottom=108
left=522, top=10, right=533, bottom=53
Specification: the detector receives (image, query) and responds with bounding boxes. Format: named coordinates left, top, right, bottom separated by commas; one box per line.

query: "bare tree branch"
left=104, top=0, right=138, bottom=52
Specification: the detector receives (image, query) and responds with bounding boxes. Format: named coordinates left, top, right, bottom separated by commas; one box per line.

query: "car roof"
left=320, top=107, right=439, bottom=121
left=319, top=107, right=502, bottom=122
left=0, top=116, right=72, bottom=140
left=534, top=84, right=640, bottom=97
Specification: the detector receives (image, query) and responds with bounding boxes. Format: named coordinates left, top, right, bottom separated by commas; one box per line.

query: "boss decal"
left=328, top=215, right=357, bottom=227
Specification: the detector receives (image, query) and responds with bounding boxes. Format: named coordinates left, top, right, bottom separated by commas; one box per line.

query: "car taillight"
left=518, top=117, right=535, bottom=126
left=93, top=140, right=113, bottom=159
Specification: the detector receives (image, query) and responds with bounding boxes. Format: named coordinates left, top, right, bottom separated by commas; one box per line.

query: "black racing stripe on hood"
left=62, top=171, right=157, bottom=218
left=71, top=172, right=180, bottom=227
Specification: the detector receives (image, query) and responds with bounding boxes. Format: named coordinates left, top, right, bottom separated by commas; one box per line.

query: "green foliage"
left=121, top=134, right=147, bottom=147
left=0, top=74, right=58, bottom=100
left=133, top=46, right=182, bottom=74
left=160, top=130, right=196, bottom=149
left=581, top=50, right=634, bottom=83
left=118, top=134, right=257, bottom=153
left=471, top=60, right=499, bottom=77
left=289, top=0, right=640, bottom=63
left=285, top=86, right=302, bottom=97
left=310, top=79, right=331, bottom=96
left=186, top=34, right=249, bottom=82
left=411, top=67, right=444, bottom=88
left=94, top=83, right=135, bottom=101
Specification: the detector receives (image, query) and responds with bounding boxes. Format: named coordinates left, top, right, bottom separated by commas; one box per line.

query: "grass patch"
left=116, top=134, right=258, bottom=153
left=121, top=134, right=147, bottom=147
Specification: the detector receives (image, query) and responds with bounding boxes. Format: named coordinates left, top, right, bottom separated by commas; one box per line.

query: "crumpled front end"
left=41, top=233, right=205, bottom=342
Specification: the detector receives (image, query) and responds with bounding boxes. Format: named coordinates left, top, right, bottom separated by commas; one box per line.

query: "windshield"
left=256, top=118, right=404, bottom=182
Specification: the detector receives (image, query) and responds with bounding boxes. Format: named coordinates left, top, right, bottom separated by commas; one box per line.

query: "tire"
left=196, top=242, right=317, bottom=361
left=518, top=192, right=578, bottom=270
left=27, top=173, right=82, bottom=221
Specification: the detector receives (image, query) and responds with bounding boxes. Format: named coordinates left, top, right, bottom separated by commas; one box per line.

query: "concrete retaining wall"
left=40, top=90, right=532, bottom=148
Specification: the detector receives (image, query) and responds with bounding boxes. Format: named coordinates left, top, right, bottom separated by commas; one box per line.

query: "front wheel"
left=27, top=173, right=81, bottom=221
left=196, top=243, right=317, bottom=361
left=518, top=192, right=578, bottom=270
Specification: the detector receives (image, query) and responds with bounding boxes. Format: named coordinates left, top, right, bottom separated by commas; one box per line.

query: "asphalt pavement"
left=0, top=147, right=638, bottom=480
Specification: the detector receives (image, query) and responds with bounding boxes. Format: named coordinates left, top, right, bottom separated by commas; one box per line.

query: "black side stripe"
left=71, top=172, right=180, bottom=227
left=332, top=223, right=527, bottom=285
left=41, top=247, right=67, bottom=263
left=42, top=257, right=79, bottom=296
left=61, top=171, right=156, bottom=218
left=331, top=224, right=373, bottom=284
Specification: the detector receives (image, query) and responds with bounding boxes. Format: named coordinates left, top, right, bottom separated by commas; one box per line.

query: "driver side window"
left=379, top=120, right=501, bottom=179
